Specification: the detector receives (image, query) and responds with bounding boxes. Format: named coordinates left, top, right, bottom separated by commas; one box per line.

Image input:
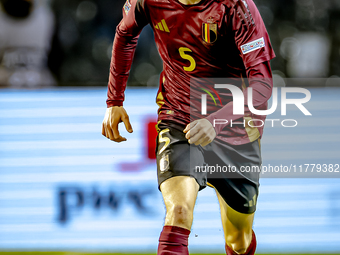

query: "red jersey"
left=107, top=0, right=275, bottom=145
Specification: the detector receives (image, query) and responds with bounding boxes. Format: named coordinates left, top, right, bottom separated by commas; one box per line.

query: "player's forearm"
left=205, top=61, right=273, bottom=135
left=244, top=62, right=273, bottom=108
left=106, top=27, right=139, bottom=107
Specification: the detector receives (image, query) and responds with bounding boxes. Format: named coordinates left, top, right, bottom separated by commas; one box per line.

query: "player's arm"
left=184, top=0, right=275, bottom=145
left=184, top=62, right=272, bottom=146
left=183, top=118, right=216, bottom=147
left=102, top=0, right=148, bottom=142
left=204, top=61, right=273, bottom=136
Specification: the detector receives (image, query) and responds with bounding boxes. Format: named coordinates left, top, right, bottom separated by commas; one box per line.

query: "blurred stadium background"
left=0, top=0, right=340, bottom=254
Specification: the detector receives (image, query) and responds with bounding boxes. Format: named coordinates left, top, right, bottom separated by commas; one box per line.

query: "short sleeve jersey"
left=111, top=0, right=275, bottom=144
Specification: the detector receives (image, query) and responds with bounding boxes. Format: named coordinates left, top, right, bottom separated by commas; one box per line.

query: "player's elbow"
left=247, top=85, right=273, bottom=108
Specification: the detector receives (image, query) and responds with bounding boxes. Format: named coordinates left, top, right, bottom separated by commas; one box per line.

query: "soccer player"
left=102, top=0, right=275, bottom=254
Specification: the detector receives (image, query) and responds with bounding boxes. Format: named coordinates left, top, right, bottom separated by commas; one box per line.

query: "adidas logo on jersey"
left=155, top=19, right=170, bottom=33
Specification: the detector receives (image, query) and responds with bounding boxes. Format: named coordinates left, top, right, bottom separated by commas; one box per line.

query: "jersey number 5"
left=158, top=128, right=170, bottom=155
left=179, top=47, right=196, bottom=72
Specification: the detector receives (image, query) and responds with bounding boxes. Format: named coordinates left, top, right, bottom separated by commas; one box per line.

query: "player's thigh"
left=215, top=188, right=254, bottom=232
left=156, top=123, right=207, bottom=191
left=156, top=123, right=205, bottom=228
left=206, top=139, right=261, bottom=214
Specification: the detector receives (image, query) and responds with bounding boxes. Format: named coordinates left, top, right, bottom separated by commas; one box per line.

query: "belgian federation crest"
left=202, top=18, right=218, bottom=44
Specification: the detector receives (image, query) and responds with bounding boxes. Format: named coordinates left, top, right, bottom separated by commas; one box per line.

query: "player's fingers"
left=188, top=129, right=204, bottom=144
left=122, top=116, right=133, bottom=133
left=183, top=120, right=197, bottom=134
left=185, top=121, right=199, bottom=139
left=105, top=125, right=114, bottom=140
left=102, top=123, right=106, bottom=136
left=183, top=122, right=190, bottom=133
left=114, top=136, right=127, bottom=143
left=110, top=121, right=128, bottom=142
left=107, top=126, right=127, bottom=142
left=111, top=122, right=121, bottom=140
left=194, top=136, right=208, bottom=146
left=201, top=138, right=212, bottom=147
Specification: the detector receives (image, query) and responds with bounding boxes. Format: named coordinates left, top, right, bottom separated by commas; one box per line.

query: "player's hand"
left=102, top=106, right=133, bottom=142
left=183, top=119, right=216, bottom=147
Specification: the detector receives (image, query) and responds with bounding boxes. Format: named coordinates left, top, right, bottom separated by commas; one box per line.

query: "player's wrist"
left=106, top=100, right=124, bottom=107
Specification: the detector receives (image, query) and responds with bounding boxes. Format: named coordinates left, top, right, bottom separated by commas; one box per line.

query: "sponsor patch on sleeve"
left=241, top=37, right=265, bottom=55
left=123, top=0, right=131, bottom=15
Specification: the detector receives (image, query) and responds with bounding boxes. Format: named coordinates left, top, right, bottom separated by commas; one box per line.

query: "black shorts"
left=156, top=121, right=261, bottom=214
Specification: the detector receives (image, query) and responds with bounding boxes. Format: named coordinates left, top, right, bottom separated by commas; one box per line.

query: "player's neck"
left=177, top=0, right=203, bottom=5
